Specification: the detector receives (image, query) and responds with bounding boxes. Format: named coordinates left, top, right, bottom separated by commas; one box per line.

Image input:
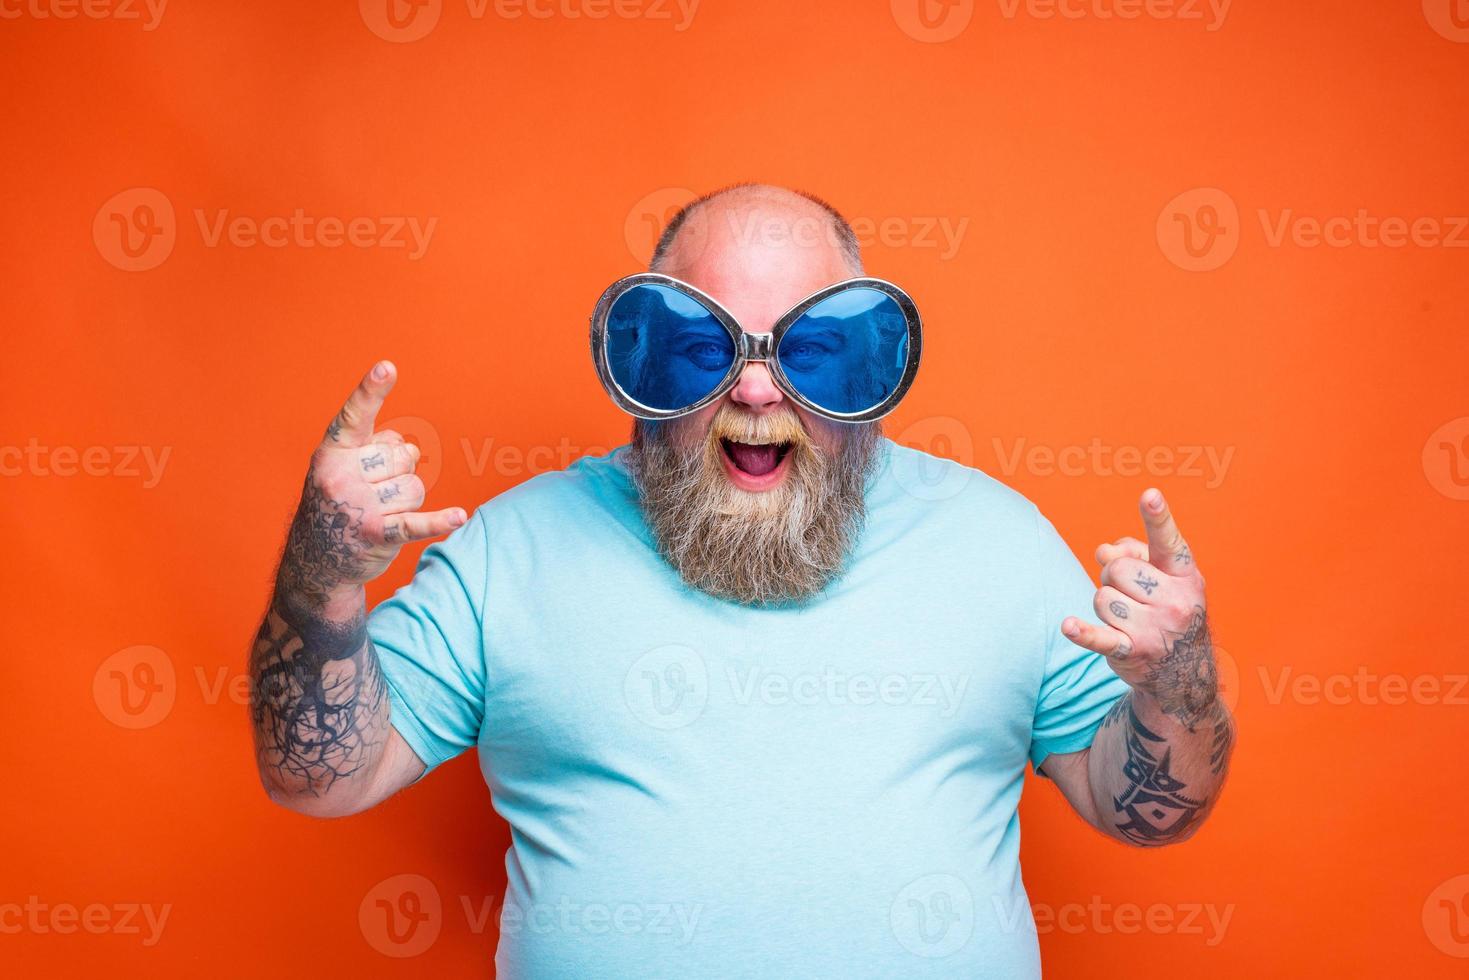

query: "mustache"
left=705, top=404, right=815, bottom=451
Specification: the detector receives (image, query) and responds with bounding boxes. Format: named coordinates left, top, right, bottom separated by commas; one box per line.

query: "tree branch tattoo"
left=251, top=473, right=387, bottom=796
left=251, top=605, right=386, bottom=795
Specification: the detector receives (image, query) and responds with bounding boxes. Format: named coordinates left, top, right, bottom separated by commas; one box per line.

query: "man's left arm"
left=1041, top=489, right=1235, bottom=847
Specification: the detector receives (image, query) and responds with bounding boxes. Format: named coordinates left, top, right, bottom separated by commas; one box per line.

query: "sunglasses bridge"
left=736, top=333, right=775, bottom=361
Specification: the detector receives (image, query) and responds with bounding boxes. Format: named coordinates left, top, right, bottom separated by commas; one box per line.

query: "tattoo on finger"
left=377, top=484, right=401, bottom=504
left=1108, top=600, right=1130, bottom=620
left=361, top=452, right=386, bottom=472
left=1134, top=572, right=1159, bottom=596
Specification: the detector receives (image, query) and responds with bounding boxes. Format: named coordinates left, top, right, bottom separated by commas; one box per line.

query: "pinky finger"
left=1061, top=617, right=1132, bottom=659
left=390, top=507, right=468, bottom=543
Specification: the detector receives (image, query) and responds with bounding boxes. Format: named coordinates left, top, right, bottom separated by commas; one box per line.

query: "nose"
left=729, top=360, right=784, bottom=414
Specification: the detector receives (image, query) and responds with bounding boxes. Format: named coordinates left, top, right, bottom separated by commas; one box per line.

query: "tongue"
left=727, top=441, right=781, bottom=476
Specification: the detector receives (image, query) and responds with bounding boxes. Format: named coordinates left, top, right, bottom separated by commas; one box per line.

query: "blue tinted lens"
left=777, top=288, right=910, bottom=415
left=605, top=284, right=736, bottom=412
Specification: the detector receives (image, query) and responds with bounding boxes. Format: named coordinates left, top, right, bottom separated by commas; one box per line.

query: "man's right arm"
left=249, top=361, right=466, bottom=818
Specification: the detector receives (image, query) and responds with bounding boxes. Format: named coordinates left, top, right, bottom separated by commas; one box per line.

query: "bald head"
left=651, top=183, right=863, bottom=279
left=646, top=183, right=864, bottom=344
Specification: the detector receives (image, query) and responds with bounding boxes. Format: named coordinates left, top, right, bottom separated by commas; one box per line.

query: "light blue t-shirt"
left=368, top=439, right=1128, bottom=978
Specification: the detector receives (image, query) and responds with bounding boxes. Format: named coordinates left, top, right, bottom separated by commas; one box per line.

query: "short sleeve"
left=367, top=509, right=489, bottom=775
left=1029, top=509, right=1130, bottom=776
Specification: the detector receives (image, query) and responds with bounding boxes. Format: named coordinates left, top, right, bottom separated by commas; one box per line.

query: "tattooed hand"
left=282, top=360, right=466, bottom=607
left=1061, top=489, right=1217, bottom=730
left=250, top=361, right=459, bottom=806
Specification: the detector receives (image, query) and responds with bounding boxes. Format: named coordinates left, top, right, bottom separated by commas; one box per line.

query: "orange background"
left=3, top=0, right=1468, bottom=975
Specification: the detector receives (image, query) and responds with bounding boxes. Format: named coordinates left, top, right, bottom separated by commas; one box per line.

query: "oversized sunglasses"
left=589, top=273, right=922, bottom=423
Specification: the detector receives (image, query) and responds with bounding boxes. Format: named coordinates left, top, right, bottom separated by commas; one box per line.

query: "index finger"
left=1139, top=487, right=1194, bottom=575
left=326, top=360, right=396, bottom=448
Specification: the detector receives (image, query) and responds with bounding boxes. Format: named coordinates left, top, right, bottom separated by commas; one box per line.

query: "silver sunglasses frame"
left=589, top=273, right=923, bottom=424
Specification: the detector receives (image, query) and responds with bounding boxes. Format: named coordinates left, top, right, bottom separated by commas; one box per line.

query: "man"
left=250, top=183, right=1234, bottom=977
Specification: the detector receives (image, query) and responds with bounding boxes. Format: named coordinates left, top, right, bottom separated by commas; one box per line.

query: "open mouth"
left=720, top=438, right=794, bottom=478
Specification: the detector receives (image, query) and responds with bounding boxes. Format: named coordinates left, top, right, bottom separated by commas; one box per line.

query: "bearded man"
left=250, top=183, right=1234, bottom=978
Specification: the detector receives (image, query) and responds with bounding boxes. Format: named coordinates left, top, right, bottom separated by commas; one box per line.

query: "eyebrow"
left=786, top=328, right=846, bottom=348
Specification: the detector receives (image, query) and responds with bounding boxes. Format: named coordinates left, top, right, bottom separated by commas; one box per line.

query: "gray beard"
left=628, top=414, right=881, bottom=607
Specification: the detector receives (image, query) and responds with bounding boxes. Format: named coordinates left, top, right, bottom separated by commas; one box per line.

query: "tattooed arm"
left=250, top=361, right=466, bottom=818
left=1041, top=490, right=1235, bottom=847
